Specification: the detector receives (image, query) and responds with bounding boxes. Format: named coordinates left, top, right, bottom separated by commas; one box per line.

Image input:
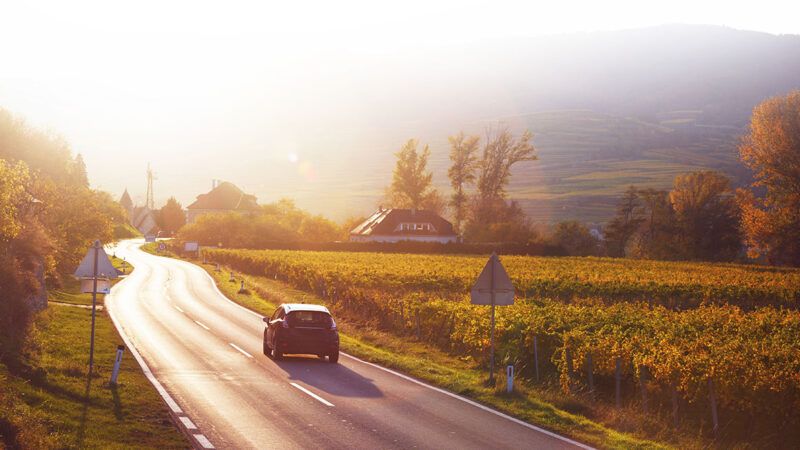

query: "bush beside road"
left=0, top=266, right=186, bottom=449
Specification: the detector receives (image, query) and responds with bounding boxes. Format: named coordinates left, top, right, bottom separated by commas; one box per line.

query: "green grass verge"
left=0, top=265, right=187, bottom=449
left=145, top=243, right=670, bottom=449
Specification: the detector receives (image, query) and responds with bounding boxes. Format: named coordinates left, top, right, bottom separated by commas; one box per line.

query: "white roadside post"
left=110, top=345, right=125, bottom=385
left=507, top=365, right=514, bottom=393
left=470, top=252, right=515, bottom=385
left=74, top=240, right=118, bottom=375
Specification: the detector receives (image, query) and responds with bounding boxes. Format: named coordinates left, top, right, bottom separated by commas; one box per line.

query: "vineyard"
left=202, top=247, right=800, bottom=442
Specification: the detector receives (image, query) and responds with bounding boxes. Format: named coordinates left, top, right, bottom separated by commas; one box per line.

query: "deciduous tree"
left=158, top=197, right=186, bottom=235
left=476, top=126, right=537, bottom=201
left=388, top=139, right=443, bottom=212
left=629, top=188, right=677, bottom=259
left=465, top=126, right=537, bottom=243
left=669, top=171, right=740, bottom=261
left=447, top=132, right=480, bottom=234
left=604, top=186, right=644, bottom=257
left=738, top=90, right=800, bottom=266
left=551, top=221, right=599, bottom=256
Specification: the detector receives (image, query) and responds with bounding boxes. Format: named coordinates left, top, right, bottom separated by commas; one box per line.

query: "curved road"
left=106, top=239, right=588, bottom=450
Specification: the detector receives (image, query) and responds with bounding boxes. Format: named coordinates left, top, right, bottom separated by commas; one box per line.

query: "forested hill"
left=244, top=25, right=800, bottom=223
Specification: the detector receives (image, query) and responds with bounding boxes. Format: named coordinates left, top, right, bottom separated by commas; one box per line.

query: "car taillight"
left=330, top=318, right=337, bottom=331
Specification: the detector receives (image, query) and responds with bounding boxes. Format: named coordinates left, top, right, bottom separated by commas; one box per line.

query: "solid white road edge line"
left=194, top=320, right=210, bottom=331
left=340, top=352, right=594, bottom=450
left=154, top=243, right=593, bottom=450
left=106, top=241, right=214, bottom=450
left=106, top=294, right=183, bottom=414
left=229, top=342, right=253, bottom=358
left=290, top=382, right=335, bottom=407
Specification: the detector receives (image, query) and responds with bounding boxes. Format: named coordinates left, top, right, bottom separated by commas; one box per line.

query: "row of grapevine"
left=202, top=247, right=800, bottom=430
left=206, top=248, right=800, bottom=308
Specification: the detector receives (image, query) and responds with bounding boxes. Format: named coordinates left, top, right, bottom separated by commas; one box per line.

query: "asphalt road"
left=106, top=239, right=589, bottom=450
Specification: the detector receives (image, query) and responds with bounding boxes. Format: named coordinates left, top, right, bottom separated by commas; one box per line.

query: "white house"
left=349, top=208, right=458, bottom=243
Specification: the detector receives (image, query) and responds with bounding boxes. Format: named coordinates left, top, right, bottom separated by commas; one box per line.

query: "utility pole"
left=146, top=163, right=157, bottom=210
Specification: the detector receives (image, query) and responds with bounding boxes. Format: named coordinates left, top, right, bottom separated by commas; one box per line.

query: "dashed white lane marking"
left=166, top=246, right=591, bottom=449
left=290, top=382, right=335, bottom=407
left=179, top=416, right=197, bottom=430
left=194, top=433, right=215, bottom=449
left=174, top=305, right=184, bottom=313
left=194, top=320, right=210, bottom=331
left=229, top=342, right=253, bottom=358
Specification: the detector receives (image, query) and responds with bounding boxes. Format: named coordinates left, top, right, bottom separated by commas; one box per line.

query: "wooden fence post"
left=639, top=365, right=648, bottom=414
left=565, top=347, right=574, bottom=394
left=708, top=378, right=719, bottom=438
left=533, top=335, right=540, bottom=383
left=615, top=357, right=622, bottom=408
left=671, top=382, right=679, bottom=428
left=586, top=353, right=595, bottom=395
left=415, top=311, right=421, bottom=340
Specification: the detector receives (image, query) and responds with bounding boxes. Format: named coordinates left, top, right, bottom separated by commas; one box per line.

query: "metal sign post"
left=471, top=252, right=515, bottom=384
left=74, top=240, right=118, bottom=375
left=89, top=241, right=99, bottom=373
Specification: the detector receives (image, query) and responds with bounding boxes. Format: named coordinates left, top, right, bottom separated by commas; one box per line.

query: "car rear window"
left=287, top=311, right=332, bottom=328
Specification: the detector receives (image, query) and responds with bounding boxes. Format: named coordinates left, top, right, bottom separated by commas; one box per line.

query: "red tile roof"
left=187, top=182, right=259, bottom=211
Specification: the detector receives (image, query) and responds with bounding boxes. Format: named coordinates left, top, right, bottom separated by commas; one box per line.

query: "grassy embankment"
left=0, top=256, right=187, bottom=449
left=144, top=243, right=668, bottom=450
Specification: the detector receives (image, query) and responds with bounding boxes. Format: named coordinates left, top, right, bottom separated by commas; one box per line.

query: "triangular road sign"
left=470, top=253, right=515, bottom=305
left=74, top=243, right=118, bottom=279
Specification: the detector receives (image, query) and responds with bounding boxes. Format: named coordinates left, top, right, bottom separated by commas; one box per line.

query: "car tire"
left=274, top=348, right=283, bottom=360
left=328, top=352, right=339, bottom=364
left=263, top=339, right=272, bottom=357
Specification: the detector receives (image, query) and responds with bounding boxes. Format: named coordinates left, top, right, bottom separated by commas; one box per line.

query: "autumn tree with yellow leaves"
left=738, top=90, right=800, bottom=266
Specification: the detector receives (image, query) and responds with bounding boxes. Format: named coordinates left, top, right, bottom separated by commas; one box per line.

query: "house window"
left=395, top=222, right=436, bottom=232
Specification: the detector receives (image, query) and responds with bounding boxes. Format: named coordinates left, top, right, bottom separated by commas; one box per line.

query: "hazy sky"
left=1, top=0, right=798, bottom=216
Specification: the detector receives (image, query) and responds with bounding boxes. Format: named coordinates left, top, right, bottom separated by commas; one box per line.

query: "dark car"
left=263, top=303, right=339, bottom=363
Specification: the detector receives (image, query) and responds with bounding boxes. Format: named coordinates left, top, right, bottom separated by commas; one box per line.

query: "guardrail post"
left=110, top=345, right=125, bottom=385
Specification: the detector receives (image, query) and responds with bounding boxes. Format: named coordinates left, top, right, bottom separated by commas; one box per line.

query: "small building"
left=119, top=188, right=158, bottom=236
left=120, top=188, right=133, bottom=214
left=131, top=206, right=158, bottom=236
left=349, top=208, right=457, bottom=243
left=186, top=180, right=259, bottom=224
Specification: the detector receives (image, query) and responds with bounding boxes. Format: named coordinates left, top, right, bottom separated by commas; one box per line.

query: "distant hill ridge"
left=214, top=25, right=800, bottom=223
